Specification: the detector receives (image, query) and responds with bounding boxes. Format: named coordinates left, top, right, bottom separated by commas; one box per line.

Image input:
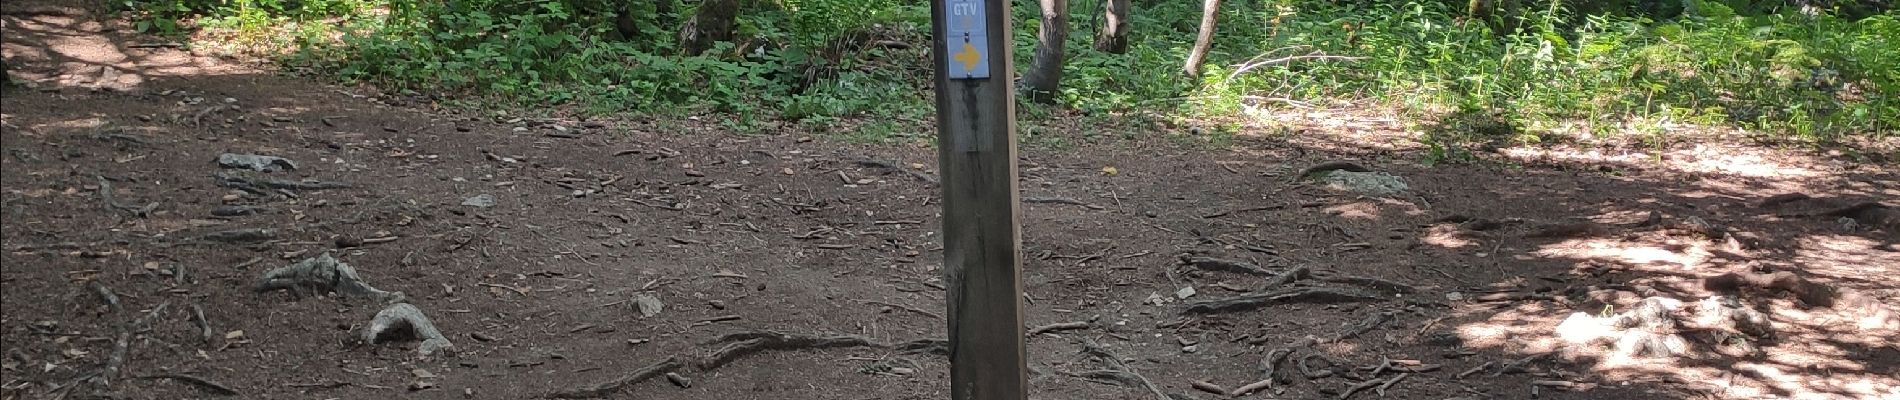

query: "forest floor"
left=4, top=4, right=1898, bottom=400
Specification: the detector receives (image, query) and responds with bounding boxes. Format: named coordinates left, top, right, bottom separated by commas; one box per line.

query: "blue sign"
left=945, top=0, right=990, bottom=79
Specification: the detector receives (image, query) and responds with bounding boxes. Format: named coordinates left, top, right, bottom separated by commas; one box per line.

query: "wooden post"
left=932, top=0, right=1026, bottom=399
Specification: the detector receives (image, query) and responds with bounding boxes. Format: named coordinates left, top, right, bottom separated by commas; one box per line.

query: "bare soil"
left=4, top=5, right=1897, bottom=400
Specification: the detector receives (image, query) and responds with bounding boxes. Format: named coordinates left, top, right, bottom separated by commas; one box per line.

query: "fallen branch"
left=1317, top=275, right=1417, bottom=295
left=1224, top=49, right=1366, bottom=85
left=214, top=171, right=351, bottom=193
left=1374, top=373, right=1410, bottom=396
left=256, top=253, right=407, bottom=304
left=1027, top=321, right=1091, bottom=337
left=853, top=160, right=937, bottom=184
left=1185, top=287, right=1385, bottom=314
left=1180, top=255, right=1278, bottom=276
left=362, top=303, right=455, bottom=357
left=1023, top=196, right=1102, bottom=209
left=135, top=374, right=239, bottom=396
left=1457, top=362, right=1493, bottom=379
left=1190, top=380, right=1227, bottom=395
left=701, top=331, right=881, bottom=370
left=896, top=339, right=948, bottom=356
left=547, top=357, right=683, bottom=399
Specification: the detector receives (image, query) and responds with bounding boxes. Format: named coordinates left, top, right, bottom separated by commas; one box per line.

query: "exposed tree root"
left=1180, top=255, right=1279, bottom=275
left=87, top=282, right=130, bottom=389
left=135, top=374, right=238, bottom=396
left=1185, top=287, right=1385, bottom=314
left=1027, top=321, right=1092, bottom=337
left=546, top=357, right=683, bottom=399
left=363, top=303, right=455, bottom=357
left=1077, top=339, right=1169, bottom=400
left=896, top=339, right=949, bottom=356
left=1294, top=161, right=1372, bottom=180
left=701, top=331, right=881, bottom=370
left=256, top=253, right=406, bottom=304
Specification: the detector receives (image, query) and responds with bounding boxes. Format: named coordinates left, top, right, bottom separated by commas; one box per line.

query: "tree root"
left=1298, top=353, right=1343, bottom=379
left=1315, top=275, right=1417, bottom=295
left=97, top=176, right=157, bottom=218
left=1180, top=255, right=1280, bottom=275
left=1325, top=311, right=1393, bottom=343
left=256, top=253, right=406, bottom=304
left=546, top=357, right=683, bottom=399
left=136, top=374, right=238, bottom=396
left=1185, top=287, right=1385, bottom=314
left=896, top=339, right=949, bottom=356
left=701, top=331, right=881, bottom=370
left=1027, top=321, right=1092, bottom=337
left=1078, top=339, right=1169, bottom=400
left=363, top=303, right=455, bottom=357
left=1294, top=161, right=1372, bottom=181
left=81, top=282, right=132, bottom=393
left=188, top=304, right=214, bottom=343
left=214, top=171, right=351, bottom=193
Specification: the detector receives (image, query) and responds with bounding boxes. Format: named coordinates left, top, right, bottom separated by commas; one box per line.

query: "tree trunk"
left=678, top=0, right=739, bottom=56
left=1020, top=0, right=1069, bottom=103
left=1093, top=0, right=1129, bottom=53
left=1182, top=0, right=1220, bottom=77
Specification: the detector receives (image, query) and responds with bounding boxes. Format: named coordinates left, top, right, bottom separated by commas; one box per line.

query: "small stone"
left=1445, top=292, right=1465, bottom=301
left=512, top=127, right=528, bottom=133
left=461, top=194, right=497, bottom=208
left=335, top=236, right=364, bottom=248
left=708, top=300, right=726, bottom=310
left=891, top=367, right=915, bottom=375
left=408, top=381, right=435, bottom=391
left=1174, top=286, right=1197, bottom=299
left=1181, top=344, right=1199, bottom=353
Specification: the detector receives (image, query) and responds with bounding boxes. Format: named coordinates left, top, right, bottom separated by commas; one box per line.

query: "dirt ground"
left=4, top=4, right=1898, bottom=400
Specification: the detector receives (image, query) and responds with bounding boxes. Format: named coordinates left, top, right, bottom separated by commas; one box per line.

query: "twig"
left=1190, top=380, right=1228, bottom=395
left=135, top=374, right=238, bottom=396
left=1323, top=311, right=1393, bottom=343
left=701, top=331, right=881, bottom=370
left=189, top=303, right=214, bottom=343
left=1225, top=51, right=1366, bottom=84
left=1374, top=373, right=1410, bottom=396
left=547, top=357, right=683, bottom=399
left=1026, top=321, right=1091, bottom=337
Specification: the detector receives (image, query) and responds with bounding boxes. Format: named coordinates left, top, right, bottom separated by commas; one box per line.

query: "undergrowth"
left=115, top=0, right=1895, bottom=156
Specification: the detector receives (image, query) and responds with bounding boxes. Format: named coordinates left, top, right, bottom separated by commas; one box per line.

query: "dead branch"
left=1190, top=380, right=1227, bottom=395
left=202, top=228, right=276, bottom=243
left=1374, top=373, right=1410, bottom=396
left=1027, top=321, right=1091, bottom=337
left=1023, top=196, right=1102, bottom=209
left=135, top=374, right=239, bottom=396
left=1224, top=46, right=1365, bottom=84
left=362, top=303, right=455, bottom=357
left=547, top=357, right=683, bottom=399
left=701, top=331, right=881, bottom=370
left=1180, top=255, right=1278, bottom=275
left=1185, top=287, right=1386, bottom=314
left=214, top=171, right=351, bottom=193
left=256, top=253, right=407, bottom=304
left=853, top=160, right=937, bottom=184
left=1079, top=339, right=1169, bottom=400
left=1457, top=362, right=1493, bottom=379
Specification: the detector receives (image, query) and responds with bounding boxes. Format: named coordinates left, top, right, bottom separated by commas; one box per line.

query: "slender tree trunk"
left=1183, top=0, right=1220, bottom=77
left=1020, top=0, right=1069, bottom=103
left=1093, top=0, right=1129, bottom=53
left=678, top=0, right=739, bottom=56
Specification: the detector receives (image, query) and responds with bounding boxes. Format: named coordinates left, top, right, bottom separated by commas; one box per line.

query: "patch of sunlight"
left=1420, top=225, right=1477, bottom=248
left=1497, top=146, right=1822, bottom=179
left=1322, top=202, right=1382, bottom=220
left=31, top=117, right=110, bottom=132
left=1531, top=240, right=1708, bottom=269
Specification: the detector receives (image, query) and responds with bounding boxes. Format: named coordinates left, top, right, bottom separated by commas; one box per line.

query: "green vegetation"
left=117, top=0, right=1894, bottom=155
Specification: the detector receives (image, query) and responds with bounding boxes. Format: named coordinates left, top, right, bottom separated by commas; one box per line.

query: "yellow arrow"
left=952, top=42, right=982, bottom=72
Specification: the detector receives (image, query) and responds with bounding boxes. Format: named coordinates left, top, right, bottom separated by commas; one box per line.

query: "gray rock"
left=461, top=194, right=497, bottom=208
left=217, top=153, right=297, bottom=172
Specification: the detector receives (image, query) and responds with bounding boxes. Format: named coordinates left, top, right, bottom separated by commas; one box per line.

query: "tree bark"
left=1183, top=0, right=1220, bottom=77
left=1093, top=0, right=1130, bottom=53
left=678, top=0, right=739, bottom=56
left=1020, top=0, right=1070, bottom=103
